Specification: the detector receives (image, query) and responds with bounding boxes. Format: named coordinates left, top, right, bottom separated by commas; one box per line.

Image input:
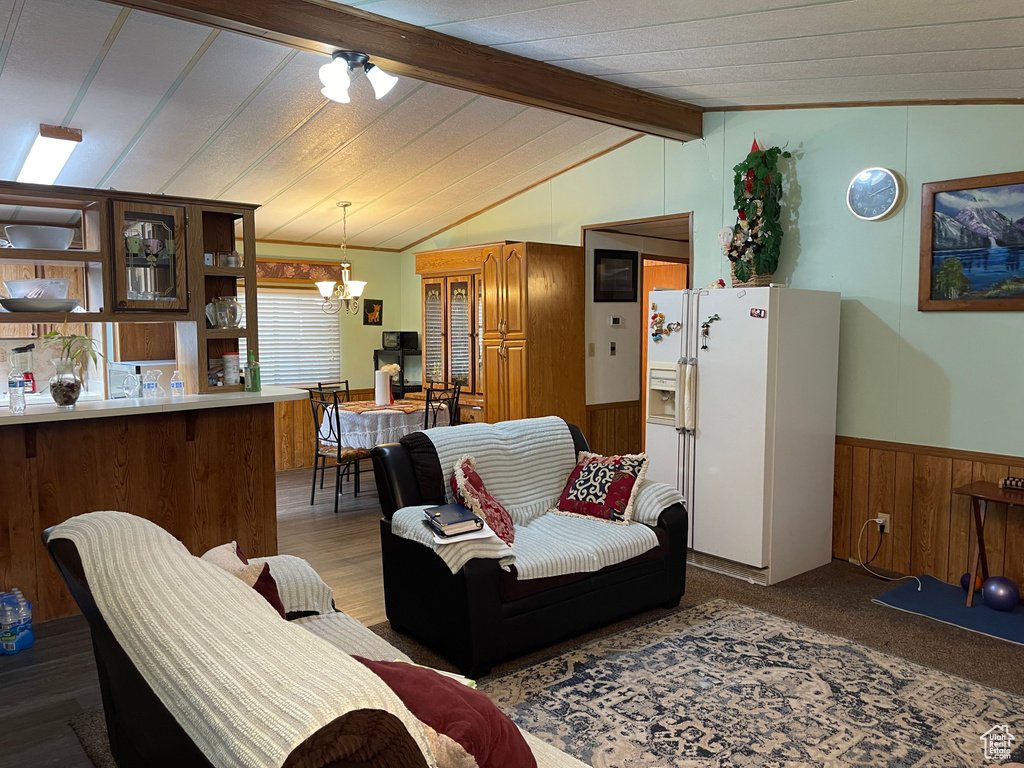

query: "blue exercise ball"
left=982, top=576, right=1021, bottom=612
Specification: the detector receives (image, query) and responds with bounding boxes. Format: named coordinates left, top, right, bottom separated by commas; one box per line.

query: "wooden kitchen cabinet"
left=0, top=180, right=259, bottom=396
left=417, top=240, right=585, bottom=427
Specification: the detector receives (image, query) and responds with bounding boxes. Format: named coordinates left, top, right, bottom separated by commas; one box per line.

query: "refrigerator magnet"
left=750, top=308, right=767, bottom=319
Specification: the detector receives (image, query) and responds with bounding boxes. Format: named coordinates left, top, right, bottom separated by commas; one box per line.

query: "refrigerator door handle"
left=676, top=359, right=697, bottom=433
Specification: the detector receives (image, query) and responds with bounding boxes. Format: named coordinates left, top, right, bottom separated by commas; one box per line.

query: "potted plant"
left=724, top=141, right=792, bottom=286
left=42, top=324, right=102, bottom=409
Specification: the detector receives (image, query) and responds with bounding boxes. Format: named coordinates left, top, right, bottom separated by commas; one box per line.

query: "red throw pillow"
left=353, top=657, right=536, bottom=768
left=553, top=451, right=648, bottom=524
left=451, top=456, right=515, bottom=546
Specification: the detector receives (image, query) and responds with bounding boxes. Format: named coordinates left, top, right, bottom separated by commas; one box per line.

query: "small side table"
left=953, top=481, right=1024, bottom=607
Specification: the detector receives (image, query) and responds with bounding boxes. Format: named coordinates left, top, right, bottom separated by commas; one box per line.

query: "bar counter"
left=0, top=386, right=306, bottom=621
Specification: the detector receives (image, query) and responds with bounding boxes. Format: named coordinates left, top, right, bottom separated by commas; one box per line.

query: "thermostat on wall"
left=609, top=316, right=622, bottom=327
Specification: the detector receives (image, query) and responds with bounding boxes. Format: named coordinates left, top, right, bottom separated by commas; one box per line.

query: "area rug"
left=873, top=574, right=1024, bottom=646
left=480, top=599, right=1024, bottom=767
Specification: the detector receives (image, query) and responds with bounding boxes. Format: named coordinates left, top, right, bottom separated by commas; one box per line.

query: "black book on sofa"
left=371, top=421, right=688, bottom=678
left=424, top=503, right=482, bottom=536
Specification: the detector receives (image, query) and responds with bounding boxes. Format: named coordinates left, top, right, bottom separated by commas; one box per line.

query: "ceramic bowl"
left=3, top=278, right=70, bottom=299
left=3, top=225, right=75, bottom=250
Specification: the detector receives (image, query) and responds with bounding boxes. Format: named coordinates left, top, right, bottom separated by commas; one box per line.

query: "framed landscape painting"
left=919, top=171, right=1024, bottom=311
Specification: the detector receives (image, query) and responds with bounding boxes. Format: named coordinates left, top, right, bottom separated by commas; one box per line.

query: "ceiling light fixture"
left=316, top=201, right=366, bottom=315
left=318, top=51, right=398, bottom=104
left=16, top=124, right=83, bottom=185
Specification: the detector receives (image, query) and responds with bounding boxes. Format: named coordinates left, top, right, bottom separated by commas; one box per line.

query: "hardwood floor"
left=277, top=460, right=388, bottom=626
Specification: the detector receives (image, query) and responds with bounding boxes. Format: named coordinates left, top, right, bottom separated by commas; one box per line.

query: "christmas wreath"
left=724, top=140, right=791, bottom=283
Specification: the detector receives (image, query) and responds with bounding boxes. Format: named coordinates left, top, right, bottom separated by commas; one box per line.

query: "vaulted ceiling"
left=1, top=0, right=1021, bottom=251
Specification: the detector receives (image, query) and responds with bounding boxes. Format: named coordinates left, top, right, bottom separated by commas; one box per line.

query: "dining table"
left=318, top=398, right=448, bottom=450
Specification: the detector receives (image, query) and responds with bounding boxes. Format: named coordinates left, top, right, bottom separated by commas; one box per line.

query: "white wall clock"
left=846, top=167, right=902, bottom=221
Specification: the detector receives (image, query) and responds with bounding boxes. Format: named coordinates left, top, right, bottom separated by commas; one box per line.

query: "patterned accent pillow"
left=450, top=455, right=515, bottom=546
left=553, top=451, right=649, bottom=524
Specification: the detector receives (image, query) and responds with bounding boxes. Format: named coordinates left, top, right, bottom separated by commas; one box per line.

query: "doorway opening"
left=581, top=213, right=693, bottom=455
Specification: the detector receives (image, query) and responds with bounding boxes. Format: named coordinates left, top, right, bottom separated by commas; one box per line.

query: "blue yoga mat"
left=873, top=575, right=1024, bottom=646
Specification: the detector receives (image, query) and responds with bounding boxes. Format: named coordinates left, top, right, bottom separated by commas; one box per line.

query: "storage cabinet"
left=0, top=180, right=258, bottom=396
left=417, top=241, right=585, bottom=427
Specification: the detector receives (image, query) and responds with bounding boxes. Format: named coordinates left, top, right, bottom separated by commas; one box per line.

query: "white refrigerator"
left=645, top=286, right=841, bottom=585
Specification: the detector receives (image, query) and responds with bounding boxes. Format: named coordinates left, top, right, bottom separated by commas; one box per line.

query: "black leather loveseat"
left=371, top=422, right=688, bottom=677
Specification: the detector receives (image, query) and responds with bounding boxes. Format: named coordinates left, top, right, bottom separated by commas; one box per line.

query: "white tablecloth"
left=319, top=403, right=449, bottom=450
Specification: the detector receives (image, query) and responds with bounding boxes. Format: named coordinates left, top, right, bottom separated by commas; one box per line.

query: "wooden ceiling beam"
left=106, top=0, right=703, bottom=142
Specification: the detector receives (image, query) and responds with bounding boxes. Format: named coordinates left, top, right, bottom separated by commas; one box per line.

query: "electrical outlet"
left=875, top=513, right=890, bottom=533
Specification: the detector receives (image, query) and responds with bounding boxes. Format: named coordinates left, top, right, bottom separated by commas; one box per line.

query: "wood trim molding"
left=104, top=1, right=703, bottom=142
left=704, top=98, right=1024, bottom=113
left=836, top=435, right=1023, bottom=468
left=586, top=400, right=641, bottom=412
left=256, top=238, right=402, bottom=253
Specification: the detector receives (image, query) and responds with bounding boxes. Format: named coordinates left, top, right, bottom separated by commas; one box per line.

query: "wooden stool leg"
left=967, top=498, right=988, bottom=607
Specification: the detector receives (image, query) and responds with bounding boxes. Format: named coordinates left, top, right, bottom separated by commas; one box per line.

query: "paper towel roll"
left=374, top=370, right=391, bottom=406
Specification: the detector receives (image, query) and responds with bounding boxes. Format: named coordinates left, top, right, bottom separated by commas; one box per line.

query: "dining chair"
left=316, top=380, right=351, bottom=402
left=308, top=388, right=370, bottom=513
left=424, top=382, right=462, bottom=429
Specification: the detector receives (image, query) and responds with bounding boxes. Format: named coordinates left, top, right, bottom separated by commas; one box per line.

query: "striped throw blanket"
left=390, top=417, right=685, bottom=578
left=51, top=511, right=437, bottom=768
left=426, top=416, right=578, bottom=525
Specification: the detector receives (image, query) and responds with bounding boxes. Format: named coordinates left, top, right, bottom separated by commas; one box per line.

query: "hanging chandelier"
left=316, top=201, right=366, bottom=315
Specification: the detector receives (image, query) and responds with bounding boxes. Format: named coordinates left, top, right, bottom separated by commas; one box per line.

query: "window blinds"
left=237, top=288, right=340, bottom=386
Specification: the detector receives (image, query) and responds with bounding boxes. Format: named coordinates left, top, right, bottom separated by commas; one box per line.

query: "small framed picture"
left=593, top=249, right=639, bottom=302
left=204, top=252, right=215, bottom=266
left=363, top=299, right=383, bottom=325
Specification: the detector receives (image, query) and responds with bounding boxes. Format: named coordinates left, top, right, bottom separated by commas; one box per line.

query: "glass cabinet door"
left=112, top=200, right=187, bottom=311
left=422, top=277, right=446, bottom=385
left=447, top=275, right=475, bottom=390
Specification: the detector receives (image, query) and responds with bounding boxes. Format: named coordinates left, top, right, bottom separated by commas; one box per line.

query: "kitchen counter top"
left=0, top=385, right=306, bottom=425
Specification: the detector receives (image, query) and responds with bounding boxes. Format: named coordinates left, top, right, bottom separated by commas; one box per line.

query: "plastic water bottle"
left=7, top=364, right=26, bottom=415
left=170, top=370, right=185, bottom=400
left=0, top=589, right=33, bottom=655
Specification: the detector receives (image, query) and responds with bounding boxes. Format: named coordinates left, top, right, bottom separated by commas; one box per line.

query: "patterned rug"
left=480, top=599, right=1024, bottom=767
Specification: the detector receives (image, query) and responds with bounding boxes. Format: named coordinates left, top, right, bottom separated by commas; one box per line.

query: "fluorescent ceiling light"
left=16, top=124, right=82, bottom=185
left=365, top=64, right=398, bottom=100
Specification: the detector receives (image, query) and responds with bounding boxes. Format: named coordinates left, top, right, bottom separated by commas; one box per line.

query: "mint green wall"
left=250, top=241, right=403, bottom=389
left=398, top=106, right=1024, bottom=457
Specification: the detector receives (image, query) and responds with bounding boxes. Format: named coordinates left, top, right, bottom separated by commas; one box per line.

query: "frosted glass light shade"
left=365, top=64, right=398, bottom=100
left=315, top=280, right=337, bottom=299
left=319, top=58, right=351, bottom=103
left=16, top=134, right=78, bottom=185
left=347, top=280, right=367, bottom=298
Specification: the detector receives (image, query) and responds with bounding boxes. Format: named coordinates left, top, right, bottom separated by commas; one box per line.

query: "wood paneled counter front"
left=0, top=387, right=306, bottom=621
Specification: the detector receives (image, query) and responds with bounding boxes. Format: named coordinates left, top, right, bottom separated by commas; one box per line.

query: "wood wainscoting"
left=275, top=388, right=373, bottom=471
left=586, top=400, right=642, bottom=456
left=832, top=436, right=1024, bottom=588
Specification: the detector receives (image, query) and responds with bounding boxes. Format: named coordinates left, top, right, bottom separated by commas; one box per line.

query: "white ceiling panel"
left=104, top=32, right=294, bottom=193
left=251, top=84, right=478, bottom=240
left=56, top=9, right=214, bottom=189
left=160, top=51, right=333, bottom=200
left=385, top=129, right=631, bottom=248
left=3, top=0, right=1022, bottom=248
